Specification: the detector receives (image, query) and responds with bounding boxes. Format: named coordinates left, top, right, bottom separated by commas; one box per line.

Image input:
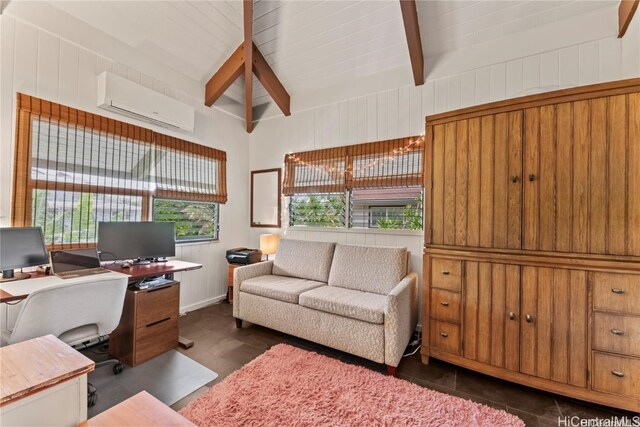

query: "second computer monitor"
left=97, top=222, right=176, bottom=262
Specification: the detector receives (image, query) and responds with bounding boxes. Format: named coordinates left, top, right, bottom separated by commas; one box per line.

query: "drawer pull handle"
left=611, top=329, right=625, bottom=336
left=611, top=370, right=625, bottom=378
left=611, top=288, right=625, bottom=294
left=440, top=332, right=449, bottom=338
left=526, top=314, right=533, bottom=323
left=511, top=175, right=519, bottom=183
left=146, top=317, right=171, bottom=328
left=440, top=301, right=449, bottom=306
left=509, top=312, right=516, bottom=320
left=441, top=271, right=450, bottom=275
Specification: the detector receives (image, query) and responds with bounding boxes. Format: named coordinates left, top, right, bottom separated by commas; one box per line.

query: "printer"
left=225, top=248, right=262, bottom=265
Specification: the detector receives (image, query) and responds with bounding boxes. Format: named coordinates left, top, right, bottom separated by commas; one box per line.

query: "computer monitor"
left=0, top=226, right=49, bottom=282
left=97, top=222, right=176, bottom=264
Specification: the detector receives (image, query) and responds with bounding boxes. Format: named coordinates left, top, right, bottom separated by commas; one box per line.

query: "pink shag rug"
left=179, top=344, right=524, bottom=427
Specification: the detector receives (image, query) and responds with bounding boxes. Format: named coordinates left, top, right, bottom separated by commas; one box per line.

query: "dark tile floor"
left=170, top=303, right=636, bottom=427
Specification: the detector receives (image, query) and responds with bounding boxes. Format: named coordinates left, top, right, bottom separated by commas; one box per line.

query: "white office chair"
left=0, top=273, right=128, bottom=407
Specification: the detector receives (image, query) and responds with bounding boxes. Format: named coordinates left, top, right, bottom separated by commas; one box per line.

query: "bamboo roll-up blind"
left=12, top=94, right=227, bottom=247
left=153, top=134, right=227, bottom=203
left=283, top=146, right=347, bottom=195
left=347, top=137, right=423, bottom=189
left=283, top=136, right=423, bottom=195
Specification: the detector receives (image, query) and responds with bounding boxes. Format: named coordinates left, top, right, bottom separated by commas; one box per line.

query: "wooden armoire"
left=422, top=78, right=640, bottom=412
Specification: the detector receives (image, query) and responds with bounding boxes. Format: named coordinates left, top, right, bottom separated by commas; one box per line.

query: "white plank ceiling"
left=7, top=0, right=618, bottom=117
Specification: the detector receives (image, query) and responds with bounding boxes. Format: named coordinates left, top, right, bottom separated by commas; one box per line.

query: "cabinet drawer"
left=430, top=320, right=461, bottom=355
left=430, top=289, right=461, bottom=323
left=135, top=284, right=179, bottom=329
left=593, top=312, right=640, bottom=357
left=431, top=258, right=462, bottom=291
left=135, top=316, right=178, bottom=365
left=592, top=352, right=640, bottom=399
left=593, top=273, right=640, bottom=315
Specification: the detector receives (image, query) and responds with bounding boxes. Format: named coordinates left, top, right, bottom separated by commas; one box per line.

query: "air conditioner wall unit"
left=97, top=71, right=195, bottom=132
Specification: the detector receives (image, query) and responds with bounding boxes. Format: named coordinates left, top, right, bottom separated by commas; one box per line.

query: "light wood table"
left=79, top=391, right=195, bottom=426
left=0, top=335, right=94, bottom=426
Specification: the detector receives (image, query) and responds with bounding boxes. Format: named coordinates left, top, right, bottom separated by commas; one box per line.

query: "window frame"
left=12, top=93, right=227, bottom=249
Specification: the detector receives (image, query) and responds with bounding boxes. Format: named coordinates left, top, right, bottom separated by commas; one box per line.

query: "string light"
left=286, top=135, right=424, bottom=177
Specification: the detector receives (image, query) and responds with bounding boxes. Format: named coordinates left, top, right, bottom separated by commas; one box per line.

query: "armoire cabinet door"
left=463, top=261, right=520, bottom=371
left=520, top=266, right=588, bottom=387
left=523, top=94, right=640, bottom=256
left=428, top=111, right=523, bottom=249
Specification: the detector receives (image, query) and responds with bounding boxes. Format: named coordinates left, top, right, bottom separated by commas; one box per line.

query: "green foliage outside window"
left=153, top=199, right=218, bottom=241
left=289, top=194, right=345, bottom=227
left=375, top=194, right=423, bottom=230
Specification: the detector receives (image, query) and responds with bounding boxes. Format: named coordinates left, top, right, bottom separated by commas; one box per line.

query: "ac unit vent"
left=97, top=71, right=195, bottom=132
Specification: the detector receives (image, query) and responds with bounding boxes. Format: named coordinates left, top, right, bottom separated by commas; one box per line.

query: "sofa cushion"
left=240, top=275, right=326, bottom=304
left=299, top=286, right=387, bottom=324
left=272, top=239, right=336, bottom=283
left=328, top=244, right=407, bottom=295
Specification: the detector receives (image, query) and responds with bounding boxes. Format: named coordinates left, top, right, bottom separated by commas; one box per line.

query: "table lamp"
left=259, top=234, right=281, bottom=260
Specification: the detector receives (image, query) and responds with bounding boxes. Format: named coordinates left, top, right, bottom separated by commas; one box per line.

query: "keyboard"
left=136, top=277, right=174, bottom=290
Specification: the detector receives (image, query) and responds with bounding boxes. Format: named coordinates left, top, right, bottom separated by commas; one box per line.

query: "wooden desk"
left=104, top=260, right=202, bottom=281
left=1, top=335, right=94, bottom=426
left=0, top=272, right=127, bottom=304
left=80, top=391, right=194, bottom=427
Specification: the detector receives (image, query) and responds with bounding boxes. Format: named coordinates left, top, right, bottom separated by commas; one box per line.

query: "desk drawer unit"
left=109, top=282, right=180, bottom=367
left=135, top=317, right=179, bottom=365
left=135, top=285, right=179, bottom=329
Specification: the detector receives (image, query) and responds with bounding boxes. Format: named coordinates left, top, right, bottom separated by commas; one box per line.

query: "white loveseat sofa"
left=232, top=239, right=418, bottom=373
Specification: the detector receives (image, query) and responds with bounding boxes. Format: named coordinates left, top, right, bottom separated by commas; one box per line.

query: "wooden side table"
left=227, top=264, right=240, bottom=303
left=0, top=335, right=94, bottom=426
left=80, top=391, right=194, bottom=426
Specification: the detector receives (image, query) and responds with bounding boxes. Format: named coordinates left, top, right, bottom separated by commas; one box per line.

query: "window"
left=284, top=136, right=424, bottom=231
left=13, top=94, right=227, bottom=248
left=153, top=199, right=219, bottom=242
left=289, top=193, right=346, bottom=227
left=350, top=187, right=423, bottom=230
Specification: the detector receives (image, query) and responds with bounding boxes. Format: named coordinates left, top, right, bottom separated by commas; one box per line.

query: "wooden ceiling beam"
left=204, top=44, right=244, bottom=107
left=399, top=0, right=424, bottom=86
left=252, top=43, right=291, bottom=116
left=244, top=0, right=254, bottom=133
left=619, top=0, right=639, bottom=37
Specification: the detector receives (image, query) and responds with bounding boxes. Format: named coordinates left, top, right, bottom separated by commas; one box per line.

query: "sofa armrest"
left=384, top=272, right=418, bottom=367
left=233, top=261, right=274, bottom=318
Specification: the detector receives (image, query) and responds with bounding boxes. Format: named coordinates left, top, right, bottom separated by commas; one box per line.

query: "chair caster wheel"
left=113, top=362, right=124, bottom=375
left=88, top=383, right=97, bottom=407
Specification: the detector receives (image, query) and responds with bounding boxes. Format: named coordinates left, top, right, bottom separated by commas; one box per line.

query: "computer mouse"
left=121, top=262, right=131, bottom=268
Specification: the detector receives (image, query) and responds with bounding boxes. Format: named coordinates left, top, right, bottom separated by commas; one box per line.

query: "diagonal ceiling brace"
left=619, top=0, right=640, bottom=37
left=399, top=0, right=425, bottom=86
left=204, top=45, right=244, bottom=108
left=204, top=0, right=290, bottom=132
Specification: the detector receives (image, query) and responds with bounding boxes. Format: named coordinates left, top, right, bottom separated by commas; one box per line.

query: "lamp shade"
left=259, top=234, right=281, bottom=255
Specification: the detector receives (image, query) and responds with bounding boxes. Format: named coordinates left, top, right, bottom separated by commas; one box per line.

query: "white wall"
left=0, top=14, right=251, bottom=314
left=249, top=9, right=640, bottom=311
